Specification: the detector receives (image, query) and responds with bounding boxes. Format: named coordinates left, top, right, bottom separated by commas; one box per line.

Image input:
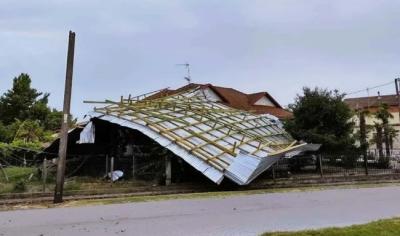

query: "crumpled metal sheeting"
left=225, top=152, right=280, bottom=185
left=91, top=112, right=225, bottom=184
left=87, top=110, right=301, bottom=185
left=79, top=121, right=95, bottom=144
left=82, top=88, right=315, bottom=185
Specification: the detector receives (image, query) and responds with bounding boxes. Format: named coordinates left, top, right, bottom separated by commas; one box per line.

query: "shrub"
left=13, top=180, right=26, bottom=192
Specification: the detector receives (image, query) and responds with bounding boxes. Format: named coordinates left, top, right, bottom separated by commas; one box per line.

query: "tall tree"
left=358, top=110, right=369, bottom=156
left=0, top=73, right=66, bottom=135
left=374, top=123, right=384, bottom=158
left=358, top=110, right=370, bottom=174
left=284, top=87, right=355, bottom=152
left=375, top=103, right=393, bottom=157
left=0, top=122, right=12, bottom=143
left=0, top=73, right=42, bottom=124
left=388, top=127, right=398, bottom=150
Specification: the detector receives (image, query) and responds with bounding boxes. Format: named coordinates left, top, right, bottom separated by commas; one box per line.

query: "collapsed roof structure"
left=81, top=87, right=318, bottom=185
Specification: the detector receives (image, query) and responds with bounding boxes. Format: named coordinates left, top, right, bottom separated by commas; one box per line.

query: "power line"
left=344, top=80, right=394, bottom=96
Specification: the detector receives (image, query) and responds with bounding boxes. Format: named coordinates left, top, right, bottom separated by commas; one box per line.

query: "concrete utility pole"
left=54, top=31, right=76, bottom=203
left=395, top=78, right=400, bottom=122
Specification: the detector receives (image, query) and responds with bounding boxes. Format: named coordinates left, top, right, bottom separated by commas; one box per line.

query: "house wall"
left=352, top=109, right=400, bottom=153
left=254, top=96, right=276, bottom=107
left=196, top=88, right=222, bottom=102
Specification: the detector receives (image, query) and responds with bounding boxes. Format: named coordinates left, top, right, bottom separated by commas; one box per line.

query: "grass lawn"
left=0, top=166, right=37, bottom=182
left=263, top=218, right=400, bottom=236
left=0, top=166, right=39, bottom=193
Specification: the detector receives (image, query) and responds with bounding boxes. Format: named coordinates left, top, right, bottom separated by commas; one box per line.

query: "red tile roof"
left=148, top=83, right=292, bottom=119
left=344, top=94, right=399, bottom=109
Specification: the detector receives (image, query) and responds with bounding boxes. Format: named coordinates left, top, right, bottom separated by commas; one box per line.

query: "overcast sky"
left=1, top=0, right=400, bottom=118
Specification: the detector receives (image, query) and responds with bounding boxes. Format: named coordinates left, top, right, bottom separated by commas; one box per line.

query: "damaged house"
left=43, top=84, right=318, bottom=185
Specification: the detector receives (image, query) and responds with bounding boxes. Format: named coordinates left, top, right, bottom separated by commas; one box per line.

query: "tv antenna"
left=176, top=63, right=191, bottom=84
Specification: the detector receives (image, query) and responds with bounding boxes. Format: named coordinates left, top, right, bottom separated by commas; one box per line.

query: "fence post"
left=42, top=159, right=47, bottom=192
left=318, top=154, right=324, bottom=178
left=272, top=159, right=278, bottom=180
left=364, top=154, right=369, bottom=176
left=105, top=154, right=109, bottom=176
left=110, top=156, right=114, bottom=186
left=132, top=154, right=135, bottom=179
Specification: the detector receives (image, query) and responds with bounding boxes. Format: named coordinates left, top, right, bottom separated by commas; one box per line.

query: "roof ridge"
left=345, top=93, right=398, bottom=100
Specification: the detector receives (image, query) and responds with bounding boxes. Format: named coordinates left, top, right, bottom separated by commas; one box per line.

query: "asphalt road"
left=1, top=186, right=400, bottom=236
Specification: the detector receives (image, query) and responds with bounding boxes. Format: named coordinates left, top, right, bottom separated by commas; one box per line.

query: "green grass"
left=0, top=182, right=14, bottom=194
left=262, top=218, right=400, bottom=236
left=0, top=166, right=37, bottom=182
left=0, top=167, right=41, bottom=193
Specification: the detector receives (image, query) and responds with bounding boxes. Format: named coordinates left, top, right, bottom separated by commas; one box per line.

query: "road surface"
left=1, top=186, right=400, bottom=236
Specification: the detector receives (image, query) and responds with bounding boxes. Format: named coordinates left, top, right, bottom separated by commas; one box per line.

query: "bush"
left=342, top=155, right=358, bottom=168
left=13, top=180, right=26, bottom=192
left=378, top=156, right=390, bottom=168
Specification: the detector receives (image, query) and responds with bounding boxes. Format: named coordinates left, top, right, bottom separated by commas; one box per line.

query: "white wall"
left=197, top=88, right=222, bottom=102
left=254, top=96, right=275, bottom=107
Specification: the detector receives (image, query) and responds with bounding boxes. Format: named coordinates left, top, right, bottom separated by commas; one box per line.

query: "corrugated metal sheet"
left=83, top=87, right=319, bottom=185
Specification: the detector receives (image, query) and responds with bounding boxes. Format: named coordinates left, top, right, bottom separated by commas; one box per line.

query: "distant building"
left=148, top=83, right=292, bottom=119
left=344, top=94, right=400, bottom=153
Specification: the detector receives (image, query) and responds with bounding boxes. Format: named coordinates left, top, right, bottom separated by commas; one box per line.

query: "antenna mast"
left=176, top=63, right=191, bottom=84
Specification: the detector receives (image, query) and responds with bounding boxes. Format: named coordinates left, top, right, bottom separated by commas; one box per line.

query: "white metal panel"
left=79, top=121, right=95, bottom=144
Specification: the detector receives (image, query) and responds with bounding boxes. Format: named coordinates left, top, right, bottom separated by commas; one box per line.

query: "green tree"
left=0, top=122, right=12, bottom=143
left=0, top=73, right=42, bottom=124
left=0, top=73, right=68, bottom=135
left=13, top=120, right=45, bottom=143
left=374, top=103, right=393, bottom=157
left=388, top=126, right=398, bottom=150
left=43, top=109, right=63, bottom=131
left=358, top=110, right=370, bottom=156
left=374, top=123, right=384, bottom=158
left=284, top=87, right=355, bottom=152
left=357, top=110, right=372, bottom=174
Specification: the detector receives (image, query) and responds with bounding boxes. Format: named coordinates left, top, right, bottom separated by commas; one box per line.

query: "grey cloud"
left=0, top=0, right=399, bottom=117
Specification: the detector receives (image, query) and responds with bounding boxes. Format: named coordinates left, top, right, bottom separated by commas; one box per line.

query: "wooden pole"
left=394, top=78, right=400, bottom=158
left=42, top=159, right=47, bottom=192
left=395, top=78, right=400, bottom=123
left=54, top=31, right=76, bottom=203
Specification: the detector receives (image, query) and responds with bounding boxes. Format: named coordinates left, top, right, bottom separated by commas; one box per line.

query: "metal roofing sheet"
left=83, top=87, right=317, bottom=185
